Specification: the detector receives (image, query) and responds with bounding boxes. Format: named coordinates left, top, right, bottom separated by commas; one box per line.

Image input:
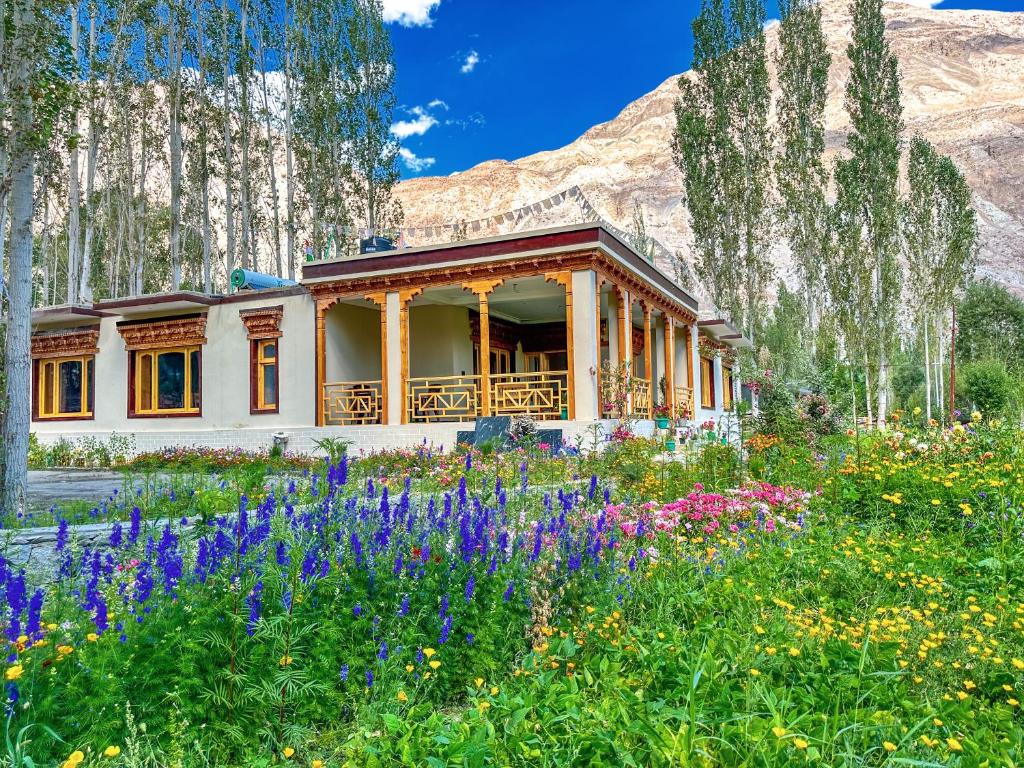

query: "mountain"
left=393, top=0, right=1024, bottom=302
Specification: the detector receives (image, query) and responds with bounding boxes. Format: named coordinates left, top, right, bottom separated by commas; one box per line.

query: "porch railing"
left=324, top=380, right=383, bottom=425
left=675, top=386, right=696, bottom=420
left=406, top=375, right=481, bottom=423
left=632, top=378, right=652, bottom=418
left=490, top=371, right=568, bottom=420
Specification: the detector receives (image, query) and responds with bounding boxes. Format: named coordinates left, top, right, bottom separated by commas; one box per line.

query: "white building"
left=29, top=225, right=749, bottom=454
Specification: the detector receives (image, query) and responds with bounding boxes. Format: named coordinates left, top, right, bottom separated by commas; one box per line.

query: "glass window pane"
left=157, top=351, right=186, bottom=410
left=59, top=360, right=83, bottom=414
left=87, top=359, right=94, bottom=413
left=262, top=342, right=276, bottom=360
left=262, top=363, right=277, bottom=406
left=190, top=350, right=201, bottom=409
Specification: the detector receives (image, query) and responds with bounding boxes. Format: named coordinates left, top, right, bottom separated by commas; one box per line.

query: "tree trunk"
left=222, top=0, right=236, bottom=284
left=876, top=348, right=889, bottom=429
left=168, top=1, right=184, bottom=290
left=3, top=0, right=36, bottom=517
left=863, top=351, right=874, bottom=427
left=936, top=313, right=945, bottom=425
left=283, top=36, right=296, bottom=281
left=79, top=7, right=98, bottom=302
left=259, top=46, right=282, bottom=278
left=237, top=0, right=252, bottom=272
left=923, top=313, right=931, bottom=422
left=66, top=2, right=82, bottom=304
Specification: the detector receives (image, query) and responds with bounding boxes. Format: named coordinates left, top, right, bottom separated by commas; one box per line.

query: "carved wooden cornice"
left=239, top=305, right=284, bottom=340
left=31, top=327, right=100, bottom=359
left=307, top=249, right=698, bottom=325
left=117, top=315, right=207, bottom=351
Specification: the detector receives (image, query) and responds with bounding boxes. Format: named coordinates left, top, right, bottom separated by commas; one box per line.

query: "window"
left=131, top=347, right=201, bottom=416
left=700, top=356, right=715, bottom=409
left=35, top=356, right=94, bottom=420
left=473, top=344, right=512, bottom=375
left=252, top=338, right=279, bottom=413
left=723, top=367, right=733, bottom=409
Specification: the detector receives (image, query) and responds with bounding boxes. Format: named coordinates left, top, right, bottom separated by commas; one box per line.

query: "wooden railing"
left=632, top=378, right=652, bottom=418
left=490, top=371, right=568, bottom=420
left=406, top=375, right=481, bottom=423
left=675, top=386, right=696, bottom=420
left=323, top=380, right=383, bottom=425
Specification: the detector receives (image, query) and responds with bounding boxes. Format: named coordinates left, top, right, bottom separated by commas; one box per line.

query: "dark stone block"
left=456, top=431, right=475, bottom=445
left=472, top=416, right=512, bottom=446
left=536, top=429, right=563, bottom=447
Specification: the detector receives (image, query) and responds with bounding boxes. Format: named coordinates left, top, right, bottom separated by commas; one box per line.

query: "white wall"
left=32, top=292, right=317, bottom=437
left=325, top=302, right=381, bottom=382
left=408, top=304, right=473, bottom=378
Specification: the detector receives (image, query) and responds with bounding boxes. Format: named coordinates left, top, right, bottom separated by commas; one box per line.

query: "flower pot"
left=655, top=417, right=670, bottom=429
left=665, top=440, right=676, bottom=452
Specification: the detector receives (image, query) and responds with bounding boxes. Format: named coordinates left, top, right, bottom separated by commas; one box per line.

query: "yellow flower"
left=397, top=690, right=408, bottom=703
left=913, top=407, right=922, bottom=416
left=490, top=686, right=499, bottom=696
left=279, top=655, right=293, bottom=666
left=405, top=663, right=414, bottom=673
left=772, top=726, right=787, bottom=739
left=66, top=751, right=85, bottom=766
left=788, top=647, right=801, bottom=657
left=883, top=741, right=897, bottom=753
left=946, top=737, right=963, bottom=752
left=930, top=499, right=941, bottom=506
left=1012, top=658, right=1024, bottom=670
left=103, top=746, right=121, bottom=758
left=423, top=647, right=436, bottom=659
left=429, top=660, right=441, bottom=670
left=87, top=633, right=99, bottom=642
left=5, top=665, right=24, bottom=681
left=312, top=762, right=324, bottom=768
left=282, top=746, right=296, bottom=759
left=1008, top=698, right=1019, bottom=707
left=57, top=645, right=74, bottom=656
left=933, top=718, right=943, bottom=727
left=749, top=668, right=761, bottom=677
left=793, top=738, right=809, bottom=750
left=474, top=677, right=484, bottom=688
left=477, top=700, right=491, bottom=714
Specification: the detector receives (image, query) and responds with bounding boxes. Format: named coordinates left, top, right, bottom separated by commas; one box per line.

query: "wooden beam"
left=398, top=288, right=423, bottom=425
left=365, top=292, right=388, bottom=425
left=642, top=303, right=652, bottom=386
left=595, top=276, right=605, bottom=416
left=664, top=315, right=674, bottom=419
left=315, top=299, right=329, bottom=427
left=545, top=271, right=575, bottom=420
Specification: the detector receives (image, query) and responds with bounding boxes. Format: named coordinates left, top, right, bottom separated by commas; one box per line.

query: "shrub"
left=959, top=358, right=1013, bottom=417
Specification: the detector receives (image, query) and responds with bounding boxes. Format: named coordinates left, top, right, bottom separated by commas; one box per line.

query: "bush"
left=959, top=358, right=1013, bottom=417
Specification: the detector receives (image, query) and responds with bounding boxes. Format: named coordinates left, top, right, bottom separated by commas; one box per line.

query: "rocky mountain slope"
left=394, top=0, right=1024, bottom=300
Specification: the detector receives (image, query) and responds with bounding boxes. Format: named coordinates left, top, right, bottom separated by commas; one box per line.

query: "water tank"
left=359, top=236, right=395, bottom=255
left=229, top=269, right=298, bottom=291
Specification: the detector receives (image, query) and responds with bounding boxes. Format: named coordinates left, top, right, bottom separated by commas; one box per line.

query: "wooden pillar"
left=664, top=315, right=675, bottom=418
left=463, top=280, right=503, bottom=417
left=546, top=271, right=575, bottom=420
left=365, top=292, right=388, bottom=424
left=315, top=298, right=330, bottom=426
left=595, top=277, right=604, bottom=415
left=616, top=286, right=628, bottom=367
left=398, top=288, right=422, bottom=424
left=642, top=303, right=652, bottom=383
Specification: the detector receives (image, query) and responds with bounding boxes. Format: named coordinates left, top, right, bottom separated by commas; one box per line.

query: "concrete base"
left=33, top=419, right=643, bottom=457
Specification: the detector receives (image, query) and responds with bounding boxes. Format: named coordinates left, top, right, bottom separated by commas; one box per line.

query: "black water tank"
left=360, top=236, right=395, bottom=254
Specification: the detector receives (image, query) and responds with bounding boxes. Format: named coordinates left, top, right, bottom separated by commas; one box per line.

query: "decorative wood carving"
left=117, top=315, right=207, bottom=351
left=31, top=327, right=100, bottom=359
left=239, top=305, right=284, bottom=340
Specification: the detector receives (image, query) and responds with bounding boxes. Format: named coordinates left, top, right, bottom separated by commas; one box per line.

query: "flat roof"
left=301, top=223, right=699, bottom=312
left=29, top=304, right=112, bottom=325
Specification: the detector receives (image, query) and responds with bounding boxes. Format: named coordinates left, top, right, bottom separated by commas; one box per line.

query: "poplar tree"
left=775, top=0, right=830, bottom=357
left=674, top=0, right=772, bottom=334
left=829, top=0, right=902, bottom=427
left=904, top=135, right=977, bottom=420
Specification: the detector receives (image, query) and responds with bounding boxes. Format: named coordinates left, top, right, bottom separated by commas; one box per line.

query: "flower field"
left=1, top=419, right=1022, bottom=766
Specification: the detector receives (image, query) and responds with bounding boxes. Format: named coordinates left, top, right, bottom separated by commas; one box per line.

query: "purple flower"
left=464, top=575, right=475, bottom=603
left=378, top=641, right=389, bottom=661
left=366, top=669, right=374, bottom=688
left=339, top=664, right=349, bottom=682
left=503, top=582, right=515, bottom=602
left=398, top=594, right=410, bottom=617
left=439, top=614, right=452, bottom=645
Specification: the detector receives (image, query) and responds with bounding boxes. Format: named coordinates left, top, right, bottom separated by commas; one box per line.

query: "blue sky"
left=384, top=0, right=1024, bottom=179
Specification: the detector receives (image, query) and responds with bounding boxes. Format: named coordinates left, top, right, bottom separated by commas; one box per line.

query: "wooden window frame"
left=128, top=346, right=202, bottom=418
left=32, top=355, right=95, bottom=421
left=723, top=366, right=733, bottom=409
left=251, top=338, right=280, bottom=414
left=700, top=356, right=715, bottom=409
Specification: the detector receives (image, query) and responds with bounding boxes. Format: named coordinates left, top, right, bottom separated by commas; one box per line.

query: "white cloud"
left=399, top=147, right=436, bottom=172
left=886, top=0, right=943, bottom=7
left=428, top=98, right=449, bottom=110
left=460, top=50, right=480, bottom=74
left=381, top=0, right=441, bottom=27
left=390, top=106, right=438, bottom=139
left=763, top=17, right=780, bottom=30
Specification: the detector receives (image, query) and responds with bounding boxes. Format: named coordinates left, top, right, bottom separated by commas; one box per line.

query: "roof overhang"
left=29, top=304, right=111, bottom=327
left=93, top=291, right=220, bottom=318
left=301, top=223, right=699, bottom=314
left=697, top=317, right=753, bottom=348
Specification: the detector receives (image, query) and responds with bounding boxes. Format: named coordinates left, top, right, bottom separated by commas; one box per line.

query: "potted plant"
left=653, top=403, right=671, bottom=429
